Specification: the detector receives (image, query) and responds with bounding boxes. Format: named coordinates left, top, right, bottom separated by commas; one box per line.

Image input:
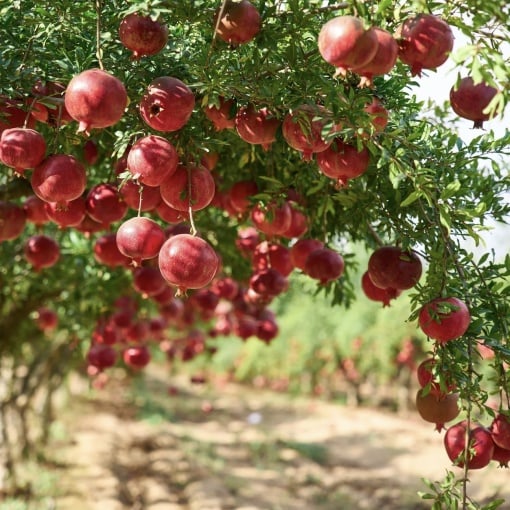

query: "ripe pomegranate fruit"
left=139, top=76, right=195, bottom=132
left=160, top=164, right=215, bottom=212
left=253, top=241, right=293, bottom=277
left=450, top=77, right=498, bottom=128
left=158, top=234, right=220, bottom=293
left=116, top=216, right=166, bottom=266
left=249, top=268, right=288, bottom=298
left=83, top=139, right=99, bottom=165
left=396, top=14, right=454, bottom=76
left=318, top=16, right=379, bottom=75
left=490, top=414, right=510, bottom=450
left=304, top=247, right=344, bottom=284
left=119, top=13, right=168, bottom=59
left=282, top=105, right=333, bottom=161
left=0, top=128, right=46, bottom=174
left=317, top=139, right=370, bottom=186
left=251, top=200, right=292, bottom=236
left=88, top=344, right=117, bottom=370
left=418, top=297, right=470, bottom=343
left=367, top=246, right=422, bottom=290
left=31, top=154, right=87, bottom=207
left=0, top=201, right=26, bottom=241
left=415, top=389, right=459, bottom=431
left=492, top=443, right=510, bottom=467
left=416, top=357, right=456, bottom=397
left=213, top=0, right=261, bottom=46
left=281, top=203, right=309, bottom=239
left=65, top=68, right=128, bottom=135
left=353, top=27, right=398, bottom=87
left=235, top=105, right=280, bottom=151
left=361, top=271, right=400, bottom=307
left=35, top=307, right=58, bottom=332
left=133, top=265, right=167, bottom=297
left=444, top=421, right=494, bottom=470
left=94, top=233, right=131, bottom=268
left=127, top=135, right=178, bottom=187
left=86, top=183, right=128, bottom=225
left=45, top=196, right=86, bottom=228
left=290, top=239, right=324, bottom=271
left=24, top=234, right=60, bottom=270
left=211, top=277, right=239, bottom=300
left=204, top=97, right=236, bottom=131
left=24, top=195, right=50, bottom=226
left=229, top=180, right=259, bottom=214
left=120, top=181, right=161, bottom=212
left=364, top=97, right=389, bottom=133
left=0, top=99, right=35, bottom=134
left=156, top=200, right=185, bottom=224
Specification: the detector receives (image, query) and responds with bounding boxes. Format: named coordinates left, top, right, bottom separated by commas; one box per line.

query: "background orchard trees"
left=0, top=0, right=509, bottom=506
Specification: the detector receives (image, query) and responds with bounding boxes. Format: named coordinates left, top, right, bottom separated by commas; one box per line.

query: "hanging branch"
left=95, top=0, right=104, bottom=70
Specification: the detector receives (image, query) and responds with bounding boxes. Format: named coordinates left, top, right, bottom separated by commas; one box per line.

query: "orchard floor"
left=43, top=369, right=510, bottom=510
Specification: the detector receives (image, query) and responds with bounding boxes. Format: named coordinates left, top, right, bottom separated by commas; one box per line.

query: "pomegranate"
left=304, top=247, right=344, bottom=284
left=490, top=413, right=510, bottom=450
left=34, top=307, right=58, bottom=332
left=444, top=421, right=494, bottom=470
left=229, top=180, right=259, bottom=214
left=64, top=68, right=128, bottom=134
left=0, top=99, right=35, bottom=134
left=94, top=233, right=131, bottom=268
left=367, top=246, right=422, bottom=290
left=155, top=200, right=185, bottom=224
left=318, top=16, right=379, bottom=74
left=290, top=238, right=324, bottom=271
left=0, top=128, right=46, bottom=174
left=396, top=14, right=454, bottom=76
left=211, top=277, right=239, bottom=300
left=235, top=105, right=280, bottom=151
left=204, top=97, right=236, bottom=131
left=361, top=271, right=400, bottom=307
left=251, top=200, right=292, bottom=236
left=119, top=13, right=168, bottom=59
left=416, top=357, right=456, bottom=397
left=139, top=76, right=195, bottom=132
left=31, top=154, right=87, bottom=207
left=86, top=183, right=128, bottom=225
left=83, top=139, right=99, bottom=166
left=158, top=234, right=220, bottom=293
left=133, top=266, right=167, bottom=297
left=93, top=321, right=119, bottom=345
left=116, top=216, right=166, bottom=266
left=0, top=201, right=26, bottom=241
left=160, top=164, right=215, bottom=212
left=45, top=196, right=86, bottom=228
left=450, top=77, right=498, bottom=128
left=213, top=0, right=261, bottom=46
left=127, top=135, right=179, bottom=187
left=76, top=213, right=109, bottom=236
left=418, top=297, right=471, bottom=343
left=492, top=444, right=510, bottom=467
left=317, top=139, right=370, bottom=186
left=282, top=105, right=333, bottom=161
left=191, top=288, right=220, bottom=314
left=24, top=234, right=60, bottom=270
left=415, top=389, right=459, bottom=431
left=364, top=97, right=389, bottom=133
left=353, top=27, right=398, bottom=87
left=250, top=268, right=288, bottom=297
left=23, top=195, right=50, bottom=226
left=281, top=203, right=308, bottom=239
left=253, top=241, right=293, bottom=277
left=256, top=311, right=279, bottom=343
left=201, top=151, right=220, bottom=170
left=120, top=181, right=161, bottom=212
left=88, top=344, right=117, bottom=370
left=236, top=226, right=260, bottom=255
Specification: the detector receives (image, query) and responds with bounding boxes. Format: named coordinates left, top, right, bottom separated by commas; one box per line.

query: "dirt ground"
left=46, top=368, right=510, bottom=510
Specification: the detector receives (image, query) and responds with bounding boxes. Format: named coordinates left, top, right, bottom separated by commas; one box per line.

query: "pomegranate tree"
left=119, top=13, right=168, bottom=59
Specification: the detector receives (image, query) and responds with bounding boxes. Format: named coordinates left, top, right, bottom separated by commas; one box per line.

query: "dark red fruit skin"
left=444, top=421, right=494, bottom=470
left=250, top=201, right=292, bottom=236
left=492, top=443, right=510, bottom=467
left=0, top=128, right=46, bottom=174
left=119, top=13, right=168, bottom=60
left=418, top=297, right=470, bottom=343
left=361, top=271, right=400, bottom=307
left=304, top=247, right=344, bottom=285
left=235, top=105, right=280, bottom=151
left=86, top=183, right=128, bottom=226
left=367, top=246, right=422, bottom=290
left=491, top=414, right=510, bottom=450
left=87, top=344, right=117, bottom=370
left=204, top=97, right=236, bottom=131
left=213, top=0, right=261, bottom=46
left=24, top=234, right=60, bottom=270
left=123, top=345, right=151, bottom=369
left=0, top=201, right=26, bottom=241
left=416, top=357, right=456, bottom=397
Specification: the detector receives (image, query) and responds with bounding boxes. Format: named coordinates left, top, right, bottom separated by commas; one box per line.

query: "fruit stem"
left=95, top=0, right=104, bottom=70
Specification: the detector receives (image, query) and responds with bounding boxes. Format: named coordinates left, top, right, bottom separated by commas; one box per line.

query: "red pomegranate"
left=94, top=233, right=131, bottom=268
left=317, top=140, right=370, bottom=186
left=281, top=203, right=309, bottom=239
left=155, top=200, right=185, bottom=224
left=45, top=196, right=86, bottom=228
left=159, top=164, right=215, bottom=212
left=444, top=421, right=494, bottom=470
left=204, top=97, right=236, bottom=131
left=418, top=297, right=471, bottom=343
left=76, top=213, right=109, bottom=236
left=119, top=13, right=168, bottom=59
left=120, top=181, right=161, bottom=212
left=416, top=357, right=456, bottom=397
left=229, top=180, right=259, bottom=214
left=256, top=310, right=279, bottom=343
left=86, top=183, right=128, bottom=225
left=127, top=135, right=179, bottom=187
left=304, top=247, right=344, bottom=284
left=492, top=443, right=510, bottom=467
left=88, top=344, right=117, bottom=370
left=0, top=201, right=26, bottom=241
left=251, top=201, right=292, bottom=236
left=282, top=105, right=333, bottom=161
left=24, top=234, right=60, bottom=270
left=116, top=216, right=166, bottom=266
left=123, top=345, right=151, bottom=369
left=139, top=76, right=195, bottom=132
left=318, top=16, right=379, bottom=75
left=253, top=241, right=293, bottom=277
left=31, top=154, right=87, bottom=207
left=364, top=97, right=389, bottom=133
left=0, top=99, right=35, bottom=134
left=290, top=238, right=324, bottom=271
left=367, top=246, right=422, bottom=290
left=450, top=77, right=498, bottom=128
left=250, top=268, right=288, bottom=297
left=213, top=0, right=261, bottom=46
left=396, top=14, right=454, bottom=76
left=490, top=414, right=510, bottom=450
left=235, top=105, right=280, bottom=151
left=64, top=68, right=128, bottom=135
left=211, top=277, right=239, bottom=300
left=0, top=128, right=46, bottom=174
left=35, top=307, right=58, bottom=332
left=353, top=27, right=398, bottom=87
left=83, top=139, right=99, bottom=166
left=236, top=226, right=260, bottom=255
left=133, top=265, right=167, bottom=297
left=158, top=234, right=220, bottom=293
left=361, top=271, right=400, bottom=307
left=24, top=195, right=50, bottom=226
left=415, top=389, right=459, bottom=431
